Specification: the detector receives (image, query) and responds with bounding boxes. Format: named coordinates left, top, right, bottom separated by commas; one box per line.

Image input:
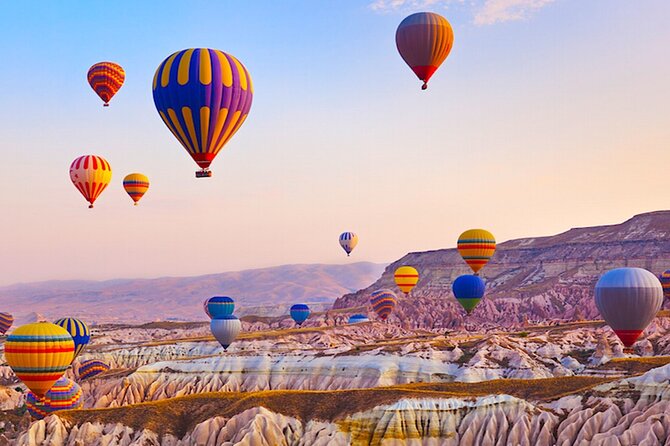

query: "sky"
left=0, top=1, right=668, bottom=285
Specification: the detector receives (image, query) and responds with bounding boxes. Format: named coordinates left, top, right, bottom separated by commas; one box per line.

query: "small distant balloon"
left=452, top=274, right=486, bottom=314
left=396, top=12, right=454, bottom=90
left=660, top=270, right=670, bottom=299
left=394, top=266, right=419, bottom=295
left=339, top=232, right=358, bottom=256
left=290, top=304, right=310, bottom=325
left=53, top=318, right=90, bottom=360
left=595, top=267, right=663, bottom=347
left=0, top=312, right=13, bottom=335
left=69, top=155, right=112, bottom=208
left=348, top=314, right=370, bottom=324
left=206, top=296, right=235, bottom=319
left=457, top=229, right=496, bottom=274
left=123, top=173, right=149, bottom=205
left=87, top=62, right=125, bottom=107
left=78, top=359, right=110, bottom=381
left=370, top=289, right=397, bottom=321
left=211, top=315, right=241, bottom=350
left=26, top=376, right=83, bottom=420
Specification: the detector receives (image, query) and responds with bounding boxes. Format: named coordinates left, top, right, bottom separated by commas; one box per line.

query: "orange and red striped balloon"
left=394, top=266, right=419, bottom=295
left=457, top=229, right=496, bottom=274
left=69, top=155, right=112, bottom=208
left=123, top=173, right=149, bottom=205
left=87, top=62, right=125, bottom=106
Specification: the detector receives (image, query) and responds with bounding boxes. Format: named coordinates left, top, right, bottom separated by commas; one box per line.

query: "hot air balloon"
left=348, top=314, right=370, bottom=324
left=26, top=376, right=83, bottom=420
left=69, top=155, right=112, bottom=208
left=123, top=173, right=149, bottom=205
left=5, top=322, right=74, bottom=397
left=206, top=296, right=235, bottom=319
left=290, top=304, right=310, bottom=326
left=452, top=274, right=486, bottom=314
left=77, top=359, right=110, bottom=381
left=87, top=62, right=125, bottom=107
left=660, top=270, right=670, bottom=299
left=0, top=312, right=13, bottom=335
left=211, top=315, right=241, bottom=350
left=53, top=318, right=90, bottom=360
left=339, top=232, right=358, bottom=256
left=457, top=229, right=496, bottom=274
left=203, top=298, right=212, bottom=319
left=152, top=48, right=254, bottom=178
left=370, top=289, right=397, bottom=321
left=595, top=268, right=663, bottom=347
left=394, top=266, right=419, bottom=295
left=396, top=12, right=454, bottom=90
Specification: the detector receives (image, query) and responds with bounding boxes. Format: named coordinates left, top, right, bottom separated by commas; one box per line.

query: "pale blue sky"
left=0, top=1, right=669, bottom=284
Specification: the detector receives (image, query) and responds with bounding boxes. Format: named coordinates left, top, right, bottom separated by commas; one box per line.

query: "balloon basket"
left=196, top=169, right=212, bottom=178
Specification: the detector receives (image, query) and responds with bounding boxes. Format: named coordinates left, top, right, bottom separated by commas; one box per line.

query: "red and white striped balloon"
left=69, top=155, right=112, bottom=208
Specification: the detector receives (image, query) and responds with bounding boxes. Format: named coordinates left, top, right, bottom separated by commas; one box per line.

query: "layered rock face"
left=334, top=211, right=670, bottom=329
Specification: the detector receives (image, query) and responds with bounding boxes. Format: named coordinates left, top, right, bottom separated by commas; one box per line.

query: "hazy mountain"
left=334, top=211, right=670, bottom=329
left=0, top=262, right=386, bottom=324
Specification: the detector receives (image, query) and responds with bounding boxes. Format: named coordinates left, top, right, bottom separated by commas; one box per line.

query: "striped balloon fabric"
left=87, top=62, right=125, bottom=106
left=0, top=312, right=13, bottom=335
left=290, top=304, right=310, bottom=325
left=339, top=232, right=358, bottom=256
left=206, top=296, right=235, bottom=319
left=78, top=359, right=110, bottom=381
left=348, top=314, right=370, bottom=324
left=69, top=155, right=113, bottom=208
left=26, top=376, right=83, bottom=420
left=152, top=48, right=254, bottom=175
left=457, top=229, right=496, bottom=274
left=5, top=322, right=74, bottom=397
left=54, top=318, right=90, bottom=359
left=370, top=289, right=397, bottom=321
left=122, top=173, right=150, bottom=205
left=394, top=266, right=419, bottom=295
left=660, top=270, right=670, bottom=299
left=210, top=315, right=241, bottom=350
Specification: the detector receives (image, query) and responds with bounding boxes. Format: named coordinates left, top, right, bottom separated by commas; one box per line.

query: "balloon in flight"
left=339, top=232, right=358, bottom=256
left=210, top=315, right=241, bottom=350
left=26, top=376, right=83, bottom=420
left=348, top=314, right=370, bottom=324
left=396, top=12, right=454, bottom=90
left=0, top=312, right=13, bottom=335
left=152, top=48, right=254, bottom=178
left=87, top=62, right=125, bottom=106
left=206, top=296, right=235, bottom=319
left=660, top=270, right=670, bottom=299
left=123, top=173, right=150, bottom=205
left=394, top=266, right=419, bottom=295
left=78, top=359, right=110, bottom=381
left=290, top=304, right=310, bottom=325
left=370, top=289, right=397, bottom=321
left=594, top=267, right=663, bottom=347
left=457, top=229, right=496, bottom=274
left=69, top=155, right=112, bottom=208
left=53, top=318, right=90, bottom=360
left=5, top=322, right=74, bottom=397
left=452, top=274, right=486, bottom=314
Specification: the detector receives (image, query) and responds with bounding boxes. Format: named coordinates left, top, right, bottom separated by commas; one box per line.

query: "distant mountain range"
left=334, top=211, right=670, bottom=329
left=0, top=262, right=386, bottom=324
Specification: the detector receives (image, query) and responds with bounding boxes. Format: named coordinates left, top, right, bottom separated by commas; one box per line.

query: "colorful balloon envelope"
left=53, top=318, right=90, bottom=360
left=206, top=296, right=235, bottom=319
left=660, top=270, right=670, bottom=299
left=87, top=62, right=125, bottom=107
left=77, top=359, right=110, bottom=381
left=339, top=232, right=358, bottom=256
left=152, top=48, right=254, bottom=178
left=396, top=12, right=454, bottom=90
left=452, top=274, right=486, bottom=314
left=394, top=266, right=419, bottom=295
left=69, top=155, right=112, bottom=208
left=5, top=322, right=74, bottom=398
left=595, top=268, right=663, bottom=347
left=0, top=312, right=13, bottom=335
left=348, top=314, right=370, bottom=324
left=211, top=315, right=241, bottom=350
left=290, top=304, right=310, bottom=325
left=370, top=289, right=397, bottom=321
left=123, top=173, right=149, bottom=205
left=457, top=229, right=496, bottom=274
left=26, top=376, right=83, bottom=420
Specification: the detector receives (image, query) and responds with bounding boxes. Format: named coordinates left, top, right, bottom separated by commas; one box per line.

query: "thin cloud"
left=369, top=0, right=447, bottom=13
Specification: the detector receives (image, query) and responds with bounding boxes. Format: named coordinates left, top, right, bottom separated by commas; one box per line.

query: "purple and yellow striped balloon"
left=370, top=289, right=397, bottom=321
left=26, top=376, right=83, bottom=420
left=660, top=270, right=670, bottom=299
left=78, top=359, right=110, bottom=381
left=0, top=312, right=13, bottom=335
left=152, top=48, right=253, bottom=177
